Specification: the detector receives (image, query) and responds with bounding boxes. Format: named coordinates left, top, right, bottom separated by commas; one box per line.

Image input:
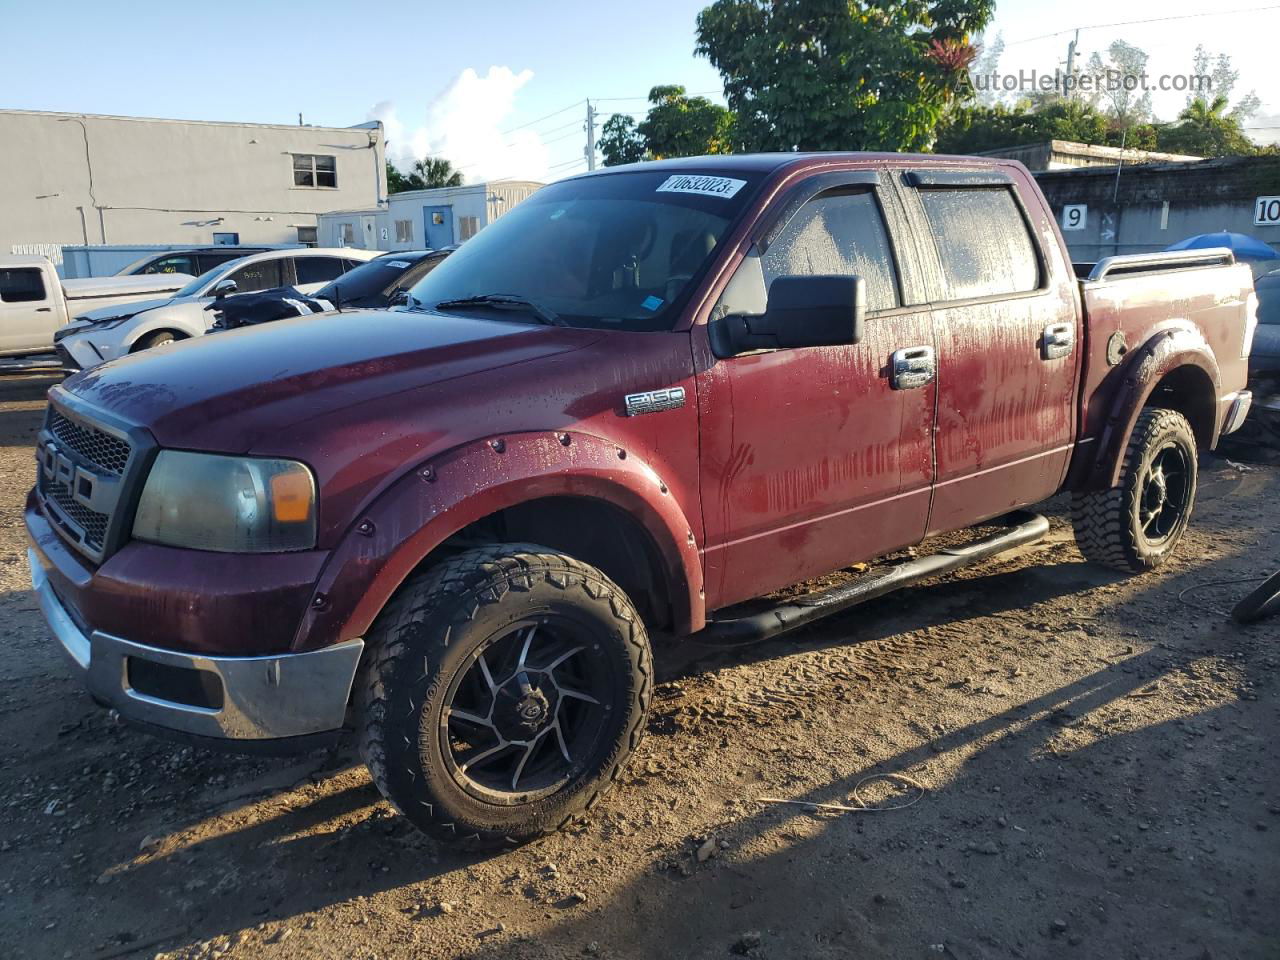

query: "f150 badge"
left=624, top=387, right=686, bottom=417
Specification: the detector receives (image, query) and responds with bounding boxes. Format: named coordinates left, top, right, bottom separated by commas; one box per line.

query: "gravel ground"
left=0, top=371, right=1277, bottom=960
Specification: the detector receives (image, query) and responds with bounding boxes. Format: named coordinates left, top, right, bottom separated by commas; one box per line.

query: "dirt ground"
left=1, top=371, right=1277, bottom=960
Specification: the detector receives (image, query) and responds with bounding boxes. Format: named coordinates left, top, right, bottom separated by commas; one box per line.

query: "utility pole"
left=1064, top=29, right=1079, bottom=101
left=584, top=100, right=598, bottom=171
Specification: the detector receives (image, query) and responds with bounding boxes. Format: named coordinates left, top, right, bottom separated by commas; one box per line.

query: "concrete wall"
left=319, top=181, right=543, bottom=251
left=1, top=110, right=386, bottom=252
left=1034, top=156, right=1280, bottom=262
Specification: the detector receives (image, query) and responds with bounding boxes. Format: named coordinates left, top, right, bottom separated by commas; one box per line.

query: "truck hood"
left=59, top=308, right=602, bottom=452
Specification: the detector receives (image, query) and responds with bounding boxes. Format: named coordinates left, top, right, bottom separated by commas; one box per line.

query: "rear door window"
left=223, top=259, right=283, bottom=294
left=294, top=256, right=347, bottom=285
left=917, top=188, right=1040, bottom=300
left=763, top=189, right=901, bottom=312
left=0, top=268, right=47, bottom=303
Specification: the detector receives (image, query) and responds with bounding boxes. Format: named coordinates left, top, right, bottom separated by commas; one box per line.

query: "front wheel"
left=1071, top=408, right=1198, bottom=572
left=357, top=544, right=652, bottom=845
left=133, top=330, right=183, bottom=352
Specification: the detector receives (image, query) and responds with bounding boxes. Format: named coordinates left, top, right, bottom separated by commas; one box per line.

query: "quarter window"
left=294, top=256, right=346, bottom=285
left=762, top=190, right=901, bottom=312
left=293, top=154, right=337, bottom=188
left=0, top=268, right=47, bottom=303
left=917, top=188, right=1040, bottom=299
left=394, top=219, right=414, bottom=243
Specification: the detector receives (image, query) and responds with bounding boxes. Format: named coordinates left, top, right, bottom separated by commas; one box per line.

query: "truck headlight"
left=133, top=451, right=317, bottom=552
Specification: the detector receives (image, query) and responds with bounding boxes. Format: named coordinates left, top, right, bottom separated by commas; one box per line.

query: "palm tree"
left=412, top=157, right=464, bottom=188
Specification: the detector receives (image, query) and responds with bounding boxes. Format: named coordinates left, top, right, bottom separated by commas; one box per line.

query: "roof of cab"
left=569, top=151, right=1019, bottom=178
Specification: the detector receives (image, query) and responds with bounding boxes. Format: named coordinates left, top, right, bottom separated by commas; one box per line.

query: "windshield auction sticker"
left=656, top=175, right=747, bottom=199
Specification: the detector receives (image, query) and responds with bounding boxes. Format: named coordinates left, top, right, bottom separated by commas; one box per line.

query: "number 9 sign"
left=1061, top=204, right=1087, bottom=231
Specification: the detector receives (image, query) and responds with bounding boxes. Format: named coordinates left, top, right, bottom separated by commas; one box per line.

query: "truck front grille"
left=47, top=410, right=132, bottom=476
left=36, top=400, right=142, bottom=563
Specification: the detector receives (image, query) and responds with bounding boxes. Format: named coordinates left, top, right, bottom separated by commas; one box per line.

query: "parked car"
left=115, top=247, right=275, bottom=277
left=0, top=256, right=193, bottom=359
left=53, top=247, right=380, bottom=369
left=26, top=154, right=1253, bottom=847
left=206, top=248, right=456, bottom=331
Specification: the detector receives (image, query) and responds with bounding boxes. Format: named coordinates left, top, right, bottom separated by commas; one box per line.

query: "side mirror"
left=724, top=275, right=865, bottom=353
left=388, top=288, right=409, bottom=307
left=213, top=278, right=238, bottom=299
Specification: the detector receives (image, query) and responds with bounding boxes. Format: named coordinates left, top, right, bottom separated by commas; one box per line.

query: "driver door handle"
left=1042, top=322, right=1075, bottom=360
left=891, top=345, right=936, bottom=390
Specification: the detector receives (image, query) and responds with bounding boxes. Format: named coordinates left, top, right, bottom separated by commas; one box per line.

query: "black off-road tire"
left=1071, top=408, right=1198, bottom=573
left=357, top=543, right=652, bottom=845
left=1232, top=568, right=1280, bottom=624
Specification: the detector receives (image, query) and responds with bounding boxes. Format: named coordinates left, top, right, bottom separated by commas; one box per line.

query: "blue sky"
left=2, top=0, right=1275, bottom=180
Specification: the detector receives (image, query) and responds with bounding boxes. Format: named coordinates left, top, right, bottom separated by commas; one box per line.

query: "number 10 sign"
left=1255, top=197, right=1280, bottom=226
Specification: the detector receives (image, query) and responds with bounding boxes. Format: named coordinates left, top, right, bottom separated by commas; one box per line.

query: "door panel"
left=897, top=172, right=1079, bottom=535
left=0, top=267, right=58, bottom=353
left=424, top=206, right=454, bottom=248
left=695, top=176, right=936, bottom=611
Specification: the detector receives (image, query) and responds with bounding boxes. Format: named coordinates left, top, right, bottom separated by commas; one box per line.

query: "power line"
left=500, top=99, right=585, bottom=135
left=1006, top=4, right=1280, bottom=46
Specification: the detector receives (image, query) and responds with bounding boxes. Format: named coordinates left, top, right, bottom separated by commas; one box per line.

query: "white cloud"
left=369, top=66, right=553, bottom=183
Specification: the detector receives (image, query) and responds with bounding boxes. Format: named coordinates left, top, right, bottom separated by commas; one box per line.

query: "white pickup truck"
left=0, top=256, right=193, bottom=359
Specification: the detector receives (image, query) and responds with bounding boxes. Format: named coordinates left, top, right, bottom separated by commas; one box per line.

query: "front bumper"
left=28, top=547, right=364, bottom=742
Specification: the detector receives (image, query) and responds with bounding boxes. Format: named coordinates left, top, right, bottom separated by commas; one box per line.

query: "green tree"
left=386, top=156, right=463, bottom=193
left=1158, top=95, right=1257, bottom=157
left=386, top=160, right=415, bottom=194
left=934, top=100, right=1156, bottom=155
left=694, top=0, right=993, bottom=153
left=412, top=156, right=464, bottom=188
left=600, top=86, right=735, bottom=166
left=599, top=114, right=647, bottom=166
left=636, top=85, right=735, bottom=159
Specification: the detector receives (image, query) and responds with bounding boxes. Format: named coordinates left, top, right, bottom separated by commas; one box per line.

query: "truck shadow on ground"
left=54, top=540, right=1275, bottom=959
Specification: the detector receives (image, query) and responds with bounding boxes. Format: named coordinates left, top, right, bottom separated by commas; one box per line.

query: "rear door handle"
left=891, top=345, right=936, bottom=390
left=1042, top=322, right=1074, bottom=360
left=36, top=307, right=52, bottom=313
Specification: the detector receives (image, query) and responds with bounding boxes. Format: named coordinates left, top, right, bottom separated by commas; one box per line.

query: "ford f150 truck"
left=25, top=153, right=1255, bottom=845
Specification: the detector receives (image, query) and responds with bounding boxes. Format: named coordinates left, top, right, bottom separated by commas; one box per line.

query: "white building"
left=1, top=109, right=387, bottom=255
left=318, top=181, right=542, bottom=251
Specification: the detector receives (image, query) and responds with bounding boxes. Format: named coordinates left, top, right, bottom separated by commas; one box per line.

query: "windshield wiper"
left=434, top=294, right=566, bottom=327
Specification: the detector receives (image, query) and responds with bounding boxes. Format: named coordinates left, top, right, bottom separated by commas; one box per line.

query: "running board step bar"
left=698, top=511, right=1050, bottom=646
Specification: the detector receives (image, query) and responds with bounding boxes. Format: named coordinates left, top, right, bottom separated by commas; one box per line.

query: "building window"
left=212, top=232, right=240, bottom=245
left=395, top=219, right=414, bottom=243
left=293, top=154, right=337, bottom=188
left=296, top=226, right=318, bottom=247
left=339, top=223, right=355, bottom=246
left=458, top=216, right=479, bottom=241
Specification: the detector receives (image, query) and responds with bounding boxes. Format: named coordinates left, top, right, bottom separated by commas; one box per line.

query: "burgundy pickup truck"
left=26, top=154, right=1255, bottom=844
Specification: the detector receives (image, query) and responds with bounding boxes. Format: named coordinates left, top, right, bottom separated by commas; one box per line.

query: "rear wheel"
left=1071, top=408, right=1198, bottom=572
left=357, top=544, right=652, bottom=845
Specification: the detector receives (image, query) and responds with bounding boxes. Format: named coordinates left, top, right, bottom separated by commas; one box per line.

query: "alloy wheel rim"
left=439, top=618, right=610, bottom=804
left=1138, top=442, right=1191, bottom=545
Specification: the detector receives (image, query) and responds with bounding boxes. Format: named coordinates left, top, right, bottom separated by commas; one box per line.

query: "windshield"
left=318, top=254, right=427, bottom=304
left=406, top=169, right=761, bottom=332
left=174, top=257, right=246, bottom=298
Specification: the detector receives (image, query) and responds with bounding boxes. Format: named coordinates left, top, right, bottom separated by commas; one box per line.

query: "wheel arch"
left=1072, top=328, right=1222, bottom=491
left=292, top=431, right=705, bottom=652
